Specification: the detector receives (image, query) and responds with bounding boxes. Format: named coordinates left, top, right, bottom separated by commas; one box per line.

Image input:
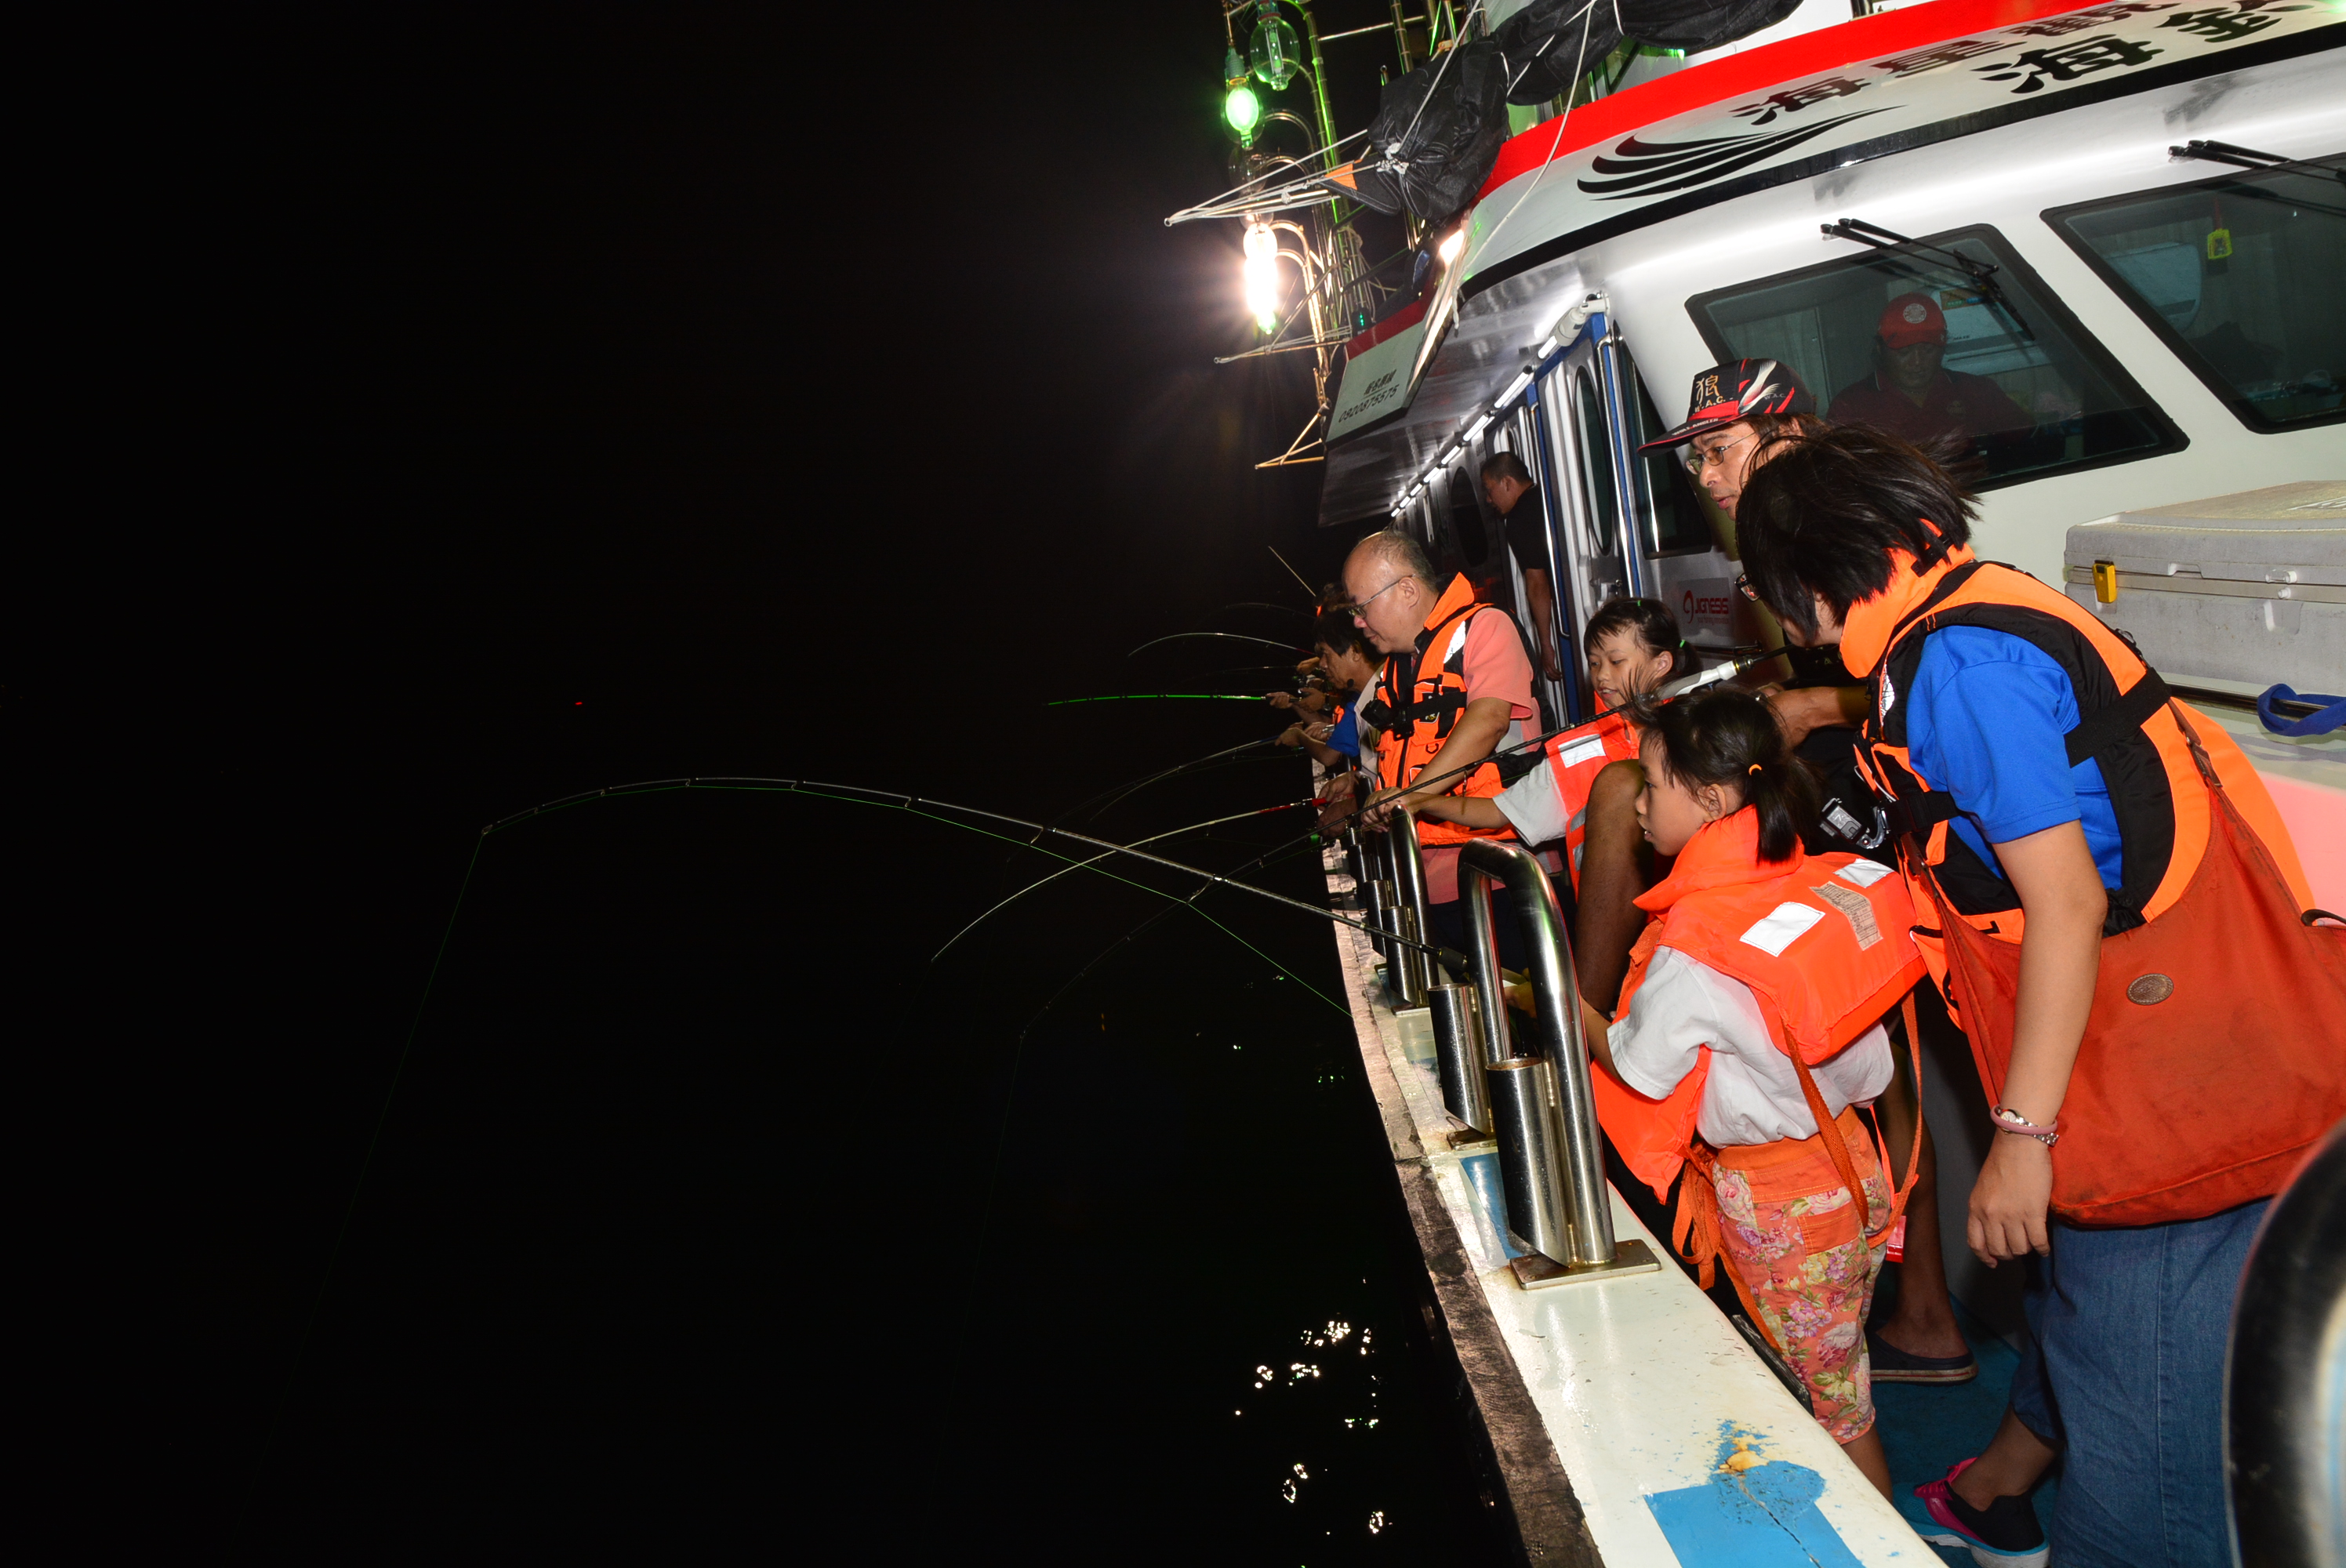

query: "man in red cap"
left=1828, top=292, right=2033, bottom=450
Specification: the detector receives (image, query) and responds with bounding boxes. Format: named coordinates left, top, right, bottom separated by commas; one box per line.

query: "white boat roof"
left=1319, top=0, right=2345, bottom=528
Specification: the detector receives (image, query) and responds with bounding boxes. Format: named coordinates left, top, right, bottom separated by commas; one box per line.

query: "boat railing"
left=1385, top=811, right=1435, bottom=1008
left=1460, top=839, right=1659, bottom=1288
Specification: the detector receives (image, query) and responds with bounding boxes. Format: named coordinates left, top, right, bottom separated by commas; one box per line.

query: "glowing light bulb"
left=1224, top=82, right=1262, bottom=143
left=1243, top=222, right=1281, bottom=333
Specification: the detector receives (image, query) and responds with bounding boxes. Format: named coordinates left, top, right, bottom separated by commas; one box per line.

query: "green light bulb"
left=1225, top=83, right=1262, bottom=143
left=1249, top=4, right=1301, bottom=91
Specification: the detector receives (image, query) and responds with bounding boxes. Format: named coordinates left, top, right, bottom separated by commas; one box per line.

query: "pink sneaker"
left=1915, top=1457, right=2048, bottom=1567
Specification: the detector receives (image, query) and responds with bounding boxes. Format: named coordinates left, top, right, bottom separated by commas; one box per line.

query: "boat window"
left=1572, top=366, right=1618, bottom=555
left=1625, top=361, right=1716, bottom=557
left=1685, top=224, right=2184, bottom=490
left=1447, top=460, right=1491, bottom=565
left=2045, top=157, right=2345, bottom=433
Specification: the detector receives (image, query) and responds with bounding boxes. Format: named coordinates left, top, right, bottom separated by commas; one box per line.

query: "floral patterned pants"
left=1711, top=1105, right=1891, bottom=1443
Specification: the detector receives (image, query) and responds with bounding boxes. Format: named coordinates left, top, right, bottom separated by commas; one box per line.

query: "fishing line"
left=1128, top=630, right=1300, bottom=659
left=1046, top=693, right=1264, bottom=706
left=1216, top=600, right=1317, bottom=624
left=933, top=798, right=1315, bottom=962
left=237, top=830, right=486, bottom=1540
left=1066, top=735, right=1287, bottom=830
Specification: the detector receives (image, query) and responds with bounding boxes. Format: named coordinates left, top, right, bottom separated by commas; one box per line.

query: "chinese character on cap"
left=1638, top=358, right=1815, bottom=452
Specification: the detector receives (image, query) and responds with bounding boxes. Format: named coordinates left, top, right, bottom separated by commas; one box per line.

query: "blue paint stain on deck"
left=1458, top=1153, right=1522, bottom=1259
left=1645, top=1426, right=1864, bottom=1566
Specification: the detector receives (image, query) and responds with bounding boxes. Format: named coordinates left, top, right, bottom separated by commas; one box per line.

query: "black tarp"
left=1495, top=0, right=1805, bottom=106
left=1332, top=0, right=1807, bottom=223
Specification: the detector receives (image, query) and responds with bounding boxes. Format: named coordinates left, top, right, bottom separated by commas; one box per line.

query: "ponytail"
left=1629, top=687, right=1818, bottom=863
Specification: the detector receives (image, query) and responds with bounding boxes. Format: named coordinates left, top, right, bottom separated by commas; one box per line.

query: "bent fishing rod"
left=1252, top=648, right=1788, bottom=866
left=932, top=797, right=1316, bottom=961
left=481, top=777, right=1445, bottom=957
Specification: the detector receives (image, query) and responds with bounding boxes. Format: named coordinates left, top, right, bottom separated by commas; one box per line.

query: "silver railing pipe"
left=1458, top=840, right=1616, bottom=1267
left=1387, top=811, right=1435, bottom=1006
left=1363, top=878, right=1393, bottom=958
left=1458, top=859, right=1515, bottom=1072
left=1487, top=1056, right=1576, bottom=1264
left=1428, top=983, right=1492, bottom=1135
left=2224, top=1117, right=2345, bottom=1568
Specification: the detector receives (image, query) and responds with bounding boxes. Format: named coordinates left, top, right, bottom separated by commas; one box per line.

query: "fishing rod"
left=1267, top=544, right=1316, bottom=595
left=1245, top=647, right=1789, bottom=869
left=1051, top=733, right=1285, bottom=836
left=1033, top=648, right=1795, bottom=1007
left=1046, top=693, right=1264, bottom=706
left=1128, top=630, right=1300, bottom=659
left=932, top=797, right=1316, bottom=961
left=479, top=777, right=1444, bottom=956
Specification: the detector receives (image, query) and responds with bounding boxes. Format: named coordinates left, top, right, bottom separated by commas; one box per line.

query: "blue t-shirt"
left=1329, top=702, right=1362, bottom=760
left=1904, top=626, right=2124, bottom=888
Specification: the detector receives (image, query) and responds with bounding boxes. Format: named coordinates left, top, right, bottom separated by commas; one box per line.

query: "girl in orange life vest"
left=1735, top=426, right=2341, bottom=1568
left=1413, top=597, right=1694, bottom=1001
left=1568, top=687, right=1925, bottom=1501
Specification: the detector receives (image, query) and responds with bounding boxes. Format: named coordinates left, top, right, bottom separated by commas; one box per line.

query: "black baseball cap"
left=1637, top=358, right=1814, bottom=452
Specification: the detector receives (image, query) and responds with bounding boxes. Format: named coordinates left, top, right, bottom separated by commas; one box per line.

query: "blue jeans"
left=2008, top=1200, right=2267, bottom=1568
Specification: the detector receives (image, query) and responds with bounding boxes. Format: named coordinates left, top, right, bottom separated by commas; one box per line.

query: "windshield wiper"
left=1822, top=216, right=2030, bottom=341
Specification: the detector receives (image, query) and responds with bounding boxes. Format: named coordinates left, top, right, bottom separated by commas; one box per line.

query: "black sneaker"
left=1916, top=1458, right=2047, bottom=1567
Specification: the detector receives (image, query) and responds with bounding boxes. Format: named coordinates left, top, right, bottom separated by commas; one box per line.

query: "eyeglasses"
left=1683, top=431, right=1756, bottom=477
left=1352, top=575, right=1409, bottom=614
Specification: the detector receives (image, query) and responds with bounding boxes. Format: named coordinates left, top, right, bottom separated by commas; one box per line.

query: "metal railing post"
left=1387, top=811, right=1435, bottom=1007
left=1458, top=862, right=1514, bottom=1072
left=1363, top=878, right=1393, bottom=958
left=1459, top=840, right=1657, bottom=1286
left=1428, top=983, right=1492, bottom=1138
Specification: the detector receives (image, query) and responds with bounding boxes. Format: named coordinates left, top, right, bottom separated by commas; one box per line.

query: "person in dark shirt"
left=1480, top=450, right=1560, bottom=680
left=1828, top=292, right=2035, bottom=453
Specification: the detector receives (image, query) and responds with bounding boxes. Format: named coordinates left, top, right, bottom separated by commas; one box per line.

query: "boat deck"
left=1321, top=844, right=1933, bottom=1567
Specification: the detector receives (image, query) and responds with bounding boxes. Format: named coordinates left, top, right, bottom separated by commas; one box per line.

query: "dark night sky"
left=49, top=5, right=1494, bottom=1558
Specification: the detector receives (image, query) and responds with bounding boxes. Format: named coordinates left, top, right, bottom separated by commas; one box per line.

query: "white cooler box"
left=2062, top=480, right=2345, bottom=689
left=2063, top=479, right=2345, bottom=913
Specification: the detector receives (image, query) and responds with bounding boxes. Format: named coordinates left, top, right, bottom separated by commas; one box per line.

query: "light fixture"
left=1249, top=2, right=1302, bottom=91
left=1224, top=83, right=1262, bottom=144
left=1242, top=222, right=1280, bottom=333
left=1437, top=227, right=1466, bottom=267
left=1464, top=413, right=1493, bottom=445
left=1496, top=367, right=1536, bottom=408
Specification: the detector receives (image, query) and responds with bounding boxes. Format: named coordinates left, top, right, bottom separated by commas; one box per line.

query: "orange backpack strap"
left=1782, top=989, right=1927, bottom=1243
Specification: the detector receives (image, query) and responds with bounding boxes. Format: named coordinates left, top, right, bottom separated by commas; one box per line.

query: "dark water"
left=94, top=6, right=1485, bottom=1554
left=220, top=707, right=1503, bottom=1560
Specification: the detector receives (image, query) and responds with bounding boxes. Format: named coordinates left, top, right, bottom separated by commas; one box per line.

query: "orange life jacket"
left=1542, top=707, right=1643, bottom=894
left=1840, top=546, right=2312, bottom=951
left=1587, top=810, right=1928, bottom=1290
left=1838, top=543, right=2341, bottom=1225
left=1374, top=573, right=1529, bottom=849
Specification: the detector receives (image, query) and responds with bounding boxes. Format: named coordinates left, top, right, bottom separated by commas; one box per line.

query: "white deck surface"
left=1324, top=848, right=1935, bottom=1566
